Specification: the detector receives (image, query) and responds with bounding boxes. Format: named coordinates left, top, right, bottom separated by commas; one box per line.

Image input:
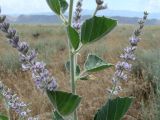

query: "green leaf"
left=0, top=114, right=8, bottom=120
left=53, top=111, right=64, bottom=120
left=52, top=111, right=73, bottom=120
left=84, top=54, right=113, bottom=72
left=59, top=0, right=68, bottom=13
left=65, top=61, right=80, bottom=76
left=94, top=97, right=133, bottom=120
left=79, top=75, right=89, bottom=80
left=67, top=25, right=80, bottom=50
left=47, top=90, right=81, bottom=116
left=46, top=0, right=68, bottom=15
left=81, top=16, right=117, bottom=44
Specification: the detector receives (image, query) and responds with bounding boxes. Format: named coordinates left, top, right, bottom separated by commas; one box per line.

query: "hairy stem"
left=68, top=0, right=78, bottom=120
left=93, top=8, right=98, bottom=17
left=68, top=0, right=73, bottom=25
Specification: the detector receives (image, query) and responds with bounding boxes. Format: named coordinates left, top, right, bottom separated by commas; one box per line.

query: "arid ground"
left=0, top=24, right=160, bottom=120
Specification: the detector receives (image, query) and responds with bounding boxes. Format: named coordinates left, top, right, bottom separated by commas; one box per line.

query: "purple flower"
left=107, top=86, right=122, bottom=95
left=120, top=52, right=136, bottom=61
left=124, top=46, right=136, bottom=53
left=114, top=71, right=128, bottom=81
left=27, top=50, right=37, bottom=62
left=0, top=81, right=30, bottom=118
left=32, top=62, right=46, bottom=71
left=19, top=50, right=37, bottom=63
left=6, top=29, right=16, bottom=39
left=47, top=77, right=58, bottom=91
left=116, top=61, right=132, bottom=71
left=0, top=15, right=58, bottom=91
left=109, top=12, right=148, bottom=96
left=18, top=42, right=29, bottom=54
left=0, top=22, right=9, bottom=32
left=22, top=63, right=31, bottom=71
left=73, top=0, right=83, bottom=32
left=32, top=67, right=58, bottom=91
left=129, top=37, right=140, bottom=46
left=9, top=36, right=19, bottom=48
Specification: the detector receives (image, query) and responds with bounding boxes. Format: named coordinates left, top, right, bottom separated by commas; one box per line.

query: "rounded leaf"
left=46, top=0, right=68, bottom=15
left=67, top=25, right=80, bottom=50
left=85, top=54, right=113, bottom=72
left=47, top=90, right=81, bottom=116
left=59, top=0, right=68, bottom=13
left=94, top=97, right=134, bottom=120
left=81, top=16, right=117, bottom=44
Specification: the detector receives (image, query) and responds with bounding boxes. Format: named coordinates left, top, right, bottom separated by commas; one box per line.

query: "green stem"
left=68, top=0, right=78, bottom=120
left=60, top=13, right=68, bottom=25
left=70, top=53, right=76, bottom=93
left=70, top=52, right=78, bottom=120
left=3, top=99, right=11, bottom=120
left=93, top=7, right=98, bottom=17
left=109, top=82, right=117, bottom=99
left=68, top=0, right=73, bottom=25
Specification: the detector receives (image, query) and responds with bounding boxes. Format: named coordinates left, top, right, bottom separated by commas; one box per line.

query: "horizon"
left=4, top=9, right=160, bottom=20
left=0, top=0, right=160, bottom=15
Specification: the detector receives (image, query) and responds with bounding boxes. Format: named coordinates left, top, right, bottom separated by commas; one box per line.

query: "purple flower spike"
left=73, top=0, right=83, bottom=32
left=9, top=36, right=19, bottom=48
left=32, top=62, right=46, bottom=72
left=47, top=77, right=58, bottom=91
left=1, top=22, right=9, bottom=32
left=0, top=13, right=58, bottom=91
left=6, top=29, right=16, bottom=39
left=129, top=37, right=140, bottom=46
left=18, top=42, right=29, bottom=54
left=0, top=81, right=30, bottom=118
left=116, top=62, right=132, bottom=71
left=27, top=50, right=37, bottom=62
left=120, top=52, right=136, bottom=61
left=109, top=12, right=148, bottom=95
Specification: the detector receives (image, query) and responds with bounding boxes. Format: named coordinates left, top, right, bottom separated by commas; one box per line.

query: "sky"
left=0, top=0, right=160, bottom=15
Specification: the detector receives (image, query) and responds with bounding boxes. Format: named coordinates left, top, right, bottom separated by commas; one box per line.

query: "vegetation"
left=0, top=23, right=159, bottom=119
left=0, top=0, right=159, bottom=119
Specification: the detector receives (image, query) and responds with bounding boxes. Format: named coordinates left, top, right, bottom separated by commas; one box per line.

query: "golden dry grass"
left=0, top=24, right=160, bottom=120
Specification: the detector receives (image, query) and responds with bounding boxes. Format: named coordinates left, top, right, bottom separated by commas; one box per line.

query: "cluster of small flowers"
left=0, top=13, right=58, bottom=91
left=73, top=0, right=83, bottom=32
left=0, top=81, right=30, bottom=118
left=96, top=0, right=107, bottom=11
left=108, top=12, right=148, bottom=95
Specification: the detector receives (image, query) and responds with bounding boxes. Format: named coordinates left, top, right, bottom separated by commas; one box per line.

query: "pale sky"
left=0, top=0, right=160, bottom=14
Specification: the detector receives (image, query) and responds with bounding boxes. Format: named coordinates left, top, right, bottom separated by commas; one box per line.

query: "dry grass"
left=0, top=24, right=160, bottom=120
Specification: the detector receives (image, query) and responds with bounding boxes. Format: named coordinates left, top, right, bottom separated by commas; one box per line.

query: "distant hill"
left=9, top=14, right=160, bottom=25
left=14, top=15, right=61, bottom=24
left=86, top=10, right=160, bottom=19
left=111, top=16, right=160, bottom=25
left=35, top=9, right=160, bottom=19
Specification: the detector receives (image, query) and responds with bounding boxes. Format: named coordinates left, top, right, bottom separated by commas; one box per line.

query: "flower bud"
left=97, top=4, right=107, bottom=10
left=18, top=42, right=29, bottom=54
left=96, top=0, right=104, bottom=5
left=0, top=22, right=9, bottom=32
left=0, top=15, right=6, bottom=23
left=9, top=36, right=19, bottom=48
left=6, top=29, right=16, bottom=39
